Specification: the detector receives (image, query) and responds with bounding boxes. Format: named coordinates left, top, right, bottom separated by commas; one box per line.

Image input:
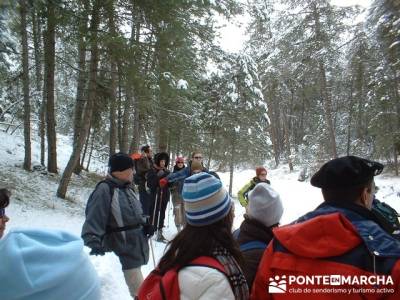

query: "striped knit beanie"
left=182, top=172, right=232, bottom=226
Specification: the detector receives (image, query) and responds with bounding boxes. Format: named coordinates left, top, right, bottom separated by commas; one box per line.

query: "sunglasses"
left=177, top=162, right=184, bottom=164
left=0, top=208, right=5, bottom=218
left=259, top=173, right=267, bottom=176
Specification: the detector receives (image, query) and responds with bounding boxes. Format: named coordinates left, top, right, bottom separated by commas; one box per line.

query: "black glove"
left=89, top=246, right=106, bottom=256
left=143, top=224, right=155, bottom=238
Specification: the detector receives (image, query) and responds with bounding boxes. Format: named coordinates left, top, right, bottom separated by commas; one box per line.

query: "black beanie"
left=108, top=153, right=133, bottom=173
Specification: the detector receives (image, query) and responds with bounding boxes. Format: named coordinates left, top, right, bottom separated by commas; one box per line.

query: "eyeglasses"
left=0, top=208, right=5, bottom=218
left=193, top=156, right=202, bottom=159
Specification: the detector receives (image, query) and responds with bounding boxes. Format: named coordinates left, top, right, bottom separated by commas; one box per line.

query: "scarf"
left=212, top=246, right=249, bottom=300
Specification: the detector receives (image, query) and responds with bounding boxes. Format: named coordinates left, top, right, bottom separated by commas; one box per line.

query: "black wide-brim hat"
left=311, top=156, right=384, bottom=189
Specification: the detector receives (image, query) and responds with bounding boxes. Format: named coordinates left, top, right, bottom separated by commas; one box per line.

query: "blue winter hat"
left=0, top=228, right=101, bottom=300
left=182, top=172, right=232, bottom=226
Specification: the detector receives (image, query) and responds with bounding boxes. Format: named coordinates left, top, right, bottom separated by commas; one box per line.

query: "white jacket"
left=178, top=265, right=235, bottom=300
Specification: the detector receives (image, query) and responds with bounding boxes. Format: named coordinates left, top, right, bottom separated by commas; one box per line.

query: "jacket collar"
left=106, top=175, right=131, bottom=188
left=238, top=215, right=275, bottom=245
left=297, top=203, right=400, bottom=258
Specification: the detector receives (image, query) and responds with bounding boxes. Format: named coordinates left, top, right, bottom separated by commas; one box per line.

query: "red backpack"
left=138, top=256, right=227, bottom=300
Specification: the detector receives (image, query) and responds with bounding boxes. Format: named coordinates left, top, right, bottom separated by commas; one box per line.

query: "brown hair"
left=0, top=188, right=11, bottom=208
left=157, top=207, right=243, bottom=274
left=191, top=151, right=202, bottom=158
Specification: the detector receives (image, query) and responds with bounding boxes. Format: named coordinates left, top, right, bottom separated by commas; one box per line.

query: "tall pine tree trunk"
left=283, top=112, right=293, bottom=171
left=228, top=134, right=236, bottom=197
left=57, top=0, right=101, bottom=198
left=347, top=78, right=355, bottom=156
left=313, top=3, right=337, bottom=158
left=155, top=27, right=169, bottom=153
left=20, top=0, right=31, bottom=171
left=129, top=103, right=140, bottom=153
left=31, top=7, right=45, bottom=166
left=86, top=128, right=96, bottom=171
left=109, top=60, right=117, bottom=155
left=319, top=61, right=338, bottom=158
left=72, top=0, right=89, bottom=174
left=81, top=124, right=92, bottom=168
left=44, top=0, right=57, bottom=173
left=120, top=87, right=132, bottom=153
left=128, top=7, right=142, bottom=154
left=117, top=63, right=123, bottom=150
left=106, top=1, right=117, bottom=155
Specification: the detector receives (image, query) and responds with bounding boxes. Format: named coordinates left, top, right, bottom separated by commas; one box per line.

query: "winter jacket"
left=171, top=164, right=185, bottom=194
left=166, top=161, right=218, bottom=194
left=136, top=156, right=152, bottom=192
left=178, top=265, right=235, bottom=300
left=237, top=215, right=275, bottom=288
left=251, top=202, right=400, bottom=300
left=82, top=176, right=149, bottom=270
left=238, top=177, right=271, bottom=207
left=146, top=166, right=170, bottom=192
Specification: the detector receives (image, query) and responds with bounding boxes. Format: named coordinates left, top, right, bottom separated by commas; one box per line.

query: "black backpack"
left=372, top=198, right=400, bottom=239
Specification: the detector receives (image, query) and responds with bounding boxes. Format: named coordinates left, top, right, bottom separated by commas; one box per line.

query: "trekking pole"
left=149, top=238, right=156, bottom=268
left=166, top=193, right=171, bottom=228
left=152, top=188, right=159, bottom=227
left=156, top=189, right=164, bottom=237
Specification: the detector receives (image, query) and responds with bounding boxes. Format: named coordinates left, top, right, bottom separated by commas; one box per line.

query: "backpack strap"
left=239, top=240, right=267, bottom=252
left=185, top=256, right=226, bottom=274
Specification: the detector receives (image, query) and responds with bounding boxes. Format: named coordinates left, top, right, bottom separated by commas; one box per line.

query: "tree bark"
left=20, top=0, right=31, bottom=171
left=31, top=7, right=45, bottom=166
left=228, top=134, right=236, bottom=197
left=81, top=125, right=91, bottom=168
left=57, top=0, right=101, bottom=198
left=283, top=108, right=293, bottom=172
left=312, top=3, right=337, bottom=158
left=394, top=145, right=399, bottom=176
left=106, top=0, right=117, bottom=156
left=129, top=102, right=140, bottom=154
left=264, top=81, right=280, bottom=167
left=72, top=0, right=89, bottom=174
left=319, top=61, right=338, bottom=158
left=43, top=0, right=57, bottom=173
left=346, top=78, right=355, bottom=156
left=86, top=129, right=95, bottom=171
left=120, top=86, right=132, bottom=153
left=117, top=62, right=123, bottom=150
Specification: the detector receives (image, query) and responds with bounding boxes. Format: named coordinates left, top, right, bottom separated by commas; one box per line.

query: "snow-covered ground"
left=1, top=129, right=400, bottom=299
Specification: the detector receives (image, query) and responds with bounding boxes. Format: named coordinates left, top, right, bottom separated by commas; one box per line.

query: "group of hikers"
left=1, top=152, right=400, bottom=300
left=132, top=146, right=212, bottom=242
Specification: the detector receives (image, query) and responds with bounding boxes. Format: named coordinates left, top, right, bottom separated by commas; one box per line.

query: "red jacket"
left=251, top=204, right=400, bottom=300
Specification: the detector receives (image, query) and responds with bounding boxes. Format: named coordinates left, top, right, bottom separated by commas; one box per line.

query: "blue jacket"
left=251, top=202, right=400, bottom=300
left=166, top=161, right=218, bottom=194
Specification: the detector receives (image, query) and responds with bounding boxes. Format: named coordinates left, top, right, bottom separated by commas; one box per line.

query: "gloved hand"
left=159, top=178, right=168, bottom=188
left=143, top=224, right=155, bottom=238
left=89, top=246, right=106, bottom=256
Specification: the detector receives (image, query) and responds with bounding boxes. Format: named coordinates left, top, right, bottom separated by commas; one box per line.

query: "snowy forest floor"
left=2, top=129, right=400, bottom=299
